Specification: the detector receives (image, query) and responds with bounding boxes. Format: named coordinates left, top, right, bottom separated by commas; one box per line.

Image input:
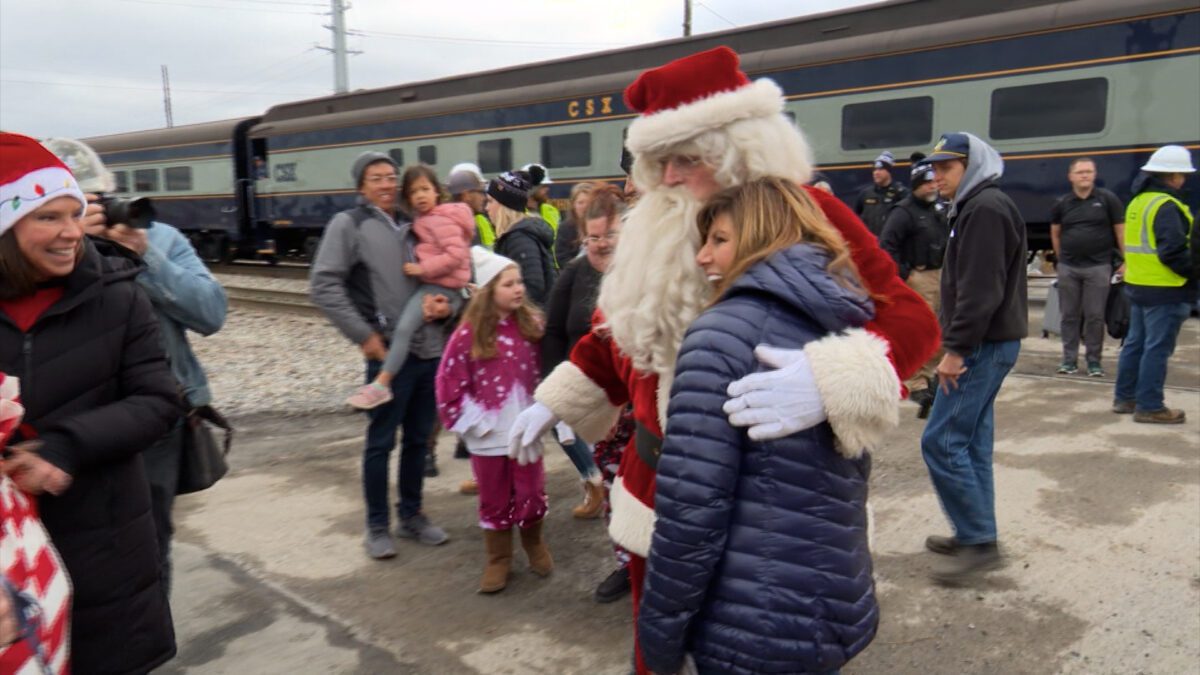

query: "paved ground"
left=158, top=295, right=1200, bottom=675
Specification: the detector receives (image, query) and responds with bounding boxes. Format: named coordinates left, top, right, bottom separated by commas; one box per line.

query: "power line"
left=697, top=1, right=738, bottom=28
left=352, top=28, right=625, bottom=49
left=116, top=0, right=319, bottom=15
left=0, top=77, right=320, bottom=97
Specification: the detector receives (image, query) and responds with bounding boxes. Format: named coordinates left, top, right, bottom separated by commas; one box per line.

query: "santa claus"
left=508, top=47, right=940, bottom=672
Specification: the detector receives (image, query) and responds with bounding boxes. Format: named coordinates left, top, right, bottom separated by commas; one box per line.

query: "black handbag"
left=178, top=405, right=233, bottom=495
left=1106, top=280, right=1130, bottom=340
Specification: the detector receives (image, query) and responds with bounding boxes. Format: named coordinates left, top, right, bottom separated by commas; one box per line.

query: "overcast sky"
left=1, top=0, right=876, bottom=140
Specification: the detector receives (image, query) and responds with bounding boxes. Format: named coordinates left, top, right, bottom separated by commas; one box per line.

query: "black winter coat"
left=639, top=244, right=879, bottom=675
left=939, top=179, right=1029, bottom=355
left=494, top=216, right=557, bottom=307
left=0, top=238, right=181, bottom=674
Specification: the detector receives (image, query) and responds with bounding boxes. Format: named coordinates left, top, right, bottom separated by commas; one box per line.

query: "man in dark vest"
left=855, top=150, right=908, bottom=237
left=880, top=153, right=950, bottom=417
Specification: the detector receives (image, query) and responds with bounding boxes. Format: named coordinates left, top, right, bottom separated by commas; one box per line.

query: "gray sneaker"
left=397, top=513, right=449, bottom=546
left=365, top=528, right=397, bottom=559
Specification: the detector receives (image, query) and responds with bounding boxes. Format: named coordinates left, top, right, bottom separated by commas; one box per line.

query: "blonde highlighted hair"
left=697, top=177, right=865, bottom=301
left=459, top=264, right=544, bottom=359
left=490, top=203, right=526, bottom=238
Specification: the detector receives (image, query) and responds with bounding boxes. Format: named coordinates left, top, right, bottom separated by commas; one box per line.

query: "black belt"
left=635, top=420, right=663, bottom=470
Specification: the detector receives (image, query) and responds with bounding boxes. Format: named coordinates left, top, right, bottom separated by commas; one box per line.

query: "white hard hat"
left=449, top=162, right=484, bottom=181
left=521, top=163, right=551, bottom=184
left=1140, top=145, right=1196, bottom=174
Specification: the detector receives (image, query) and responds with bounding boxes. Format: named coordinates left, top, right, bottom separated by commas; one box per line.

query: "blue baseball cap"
left=926, top=133, right=970, bottom=162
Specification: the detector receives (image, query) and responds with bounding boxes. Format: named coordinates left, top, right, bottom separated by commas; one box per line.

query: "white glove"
left=507, top=402, right=558, bottom=465
left=554, top=421, right=576, bottom=445
left=723, top=345, right=827, bottom=441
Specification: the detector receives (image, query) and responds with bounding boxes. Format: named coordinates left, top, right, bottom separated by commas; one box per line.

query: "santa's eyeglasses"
left=659, top=155, right=706, bottom=174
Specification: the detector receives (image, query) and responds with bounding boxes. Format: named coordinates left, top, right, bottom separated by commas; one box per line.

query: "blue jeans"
left=363, top=356, right=439, bottom=530
left=556, top=435, right=601, bottom=481
left=920, top=340, right=1020, bottom=546
left=1114, top=300, right=1191, bottom=412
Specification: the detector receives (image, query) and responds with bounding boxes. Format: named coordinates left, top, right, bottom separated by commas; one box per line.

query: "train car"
left=83, top=0, right=1199, bottom=261
left=82, top=117, right=269, bottom=261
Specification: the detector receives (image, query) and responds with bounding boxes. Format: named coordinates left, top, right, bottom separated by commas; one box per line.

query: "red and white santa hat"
left=0, top=132, right=87, bottom=238
left=623, top=46, right=789, bottom=156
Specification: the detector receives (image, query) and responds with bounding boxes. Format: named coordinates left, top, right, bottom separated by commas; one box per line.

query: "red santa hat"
left=623, top=46, right=789, bottom=156
left=0, top=132, right=87, bottom=238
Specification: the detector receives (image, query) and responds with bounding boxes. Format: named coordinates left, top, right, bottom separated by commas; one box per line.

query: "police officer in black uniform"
left=880, top=153, right=949, bottom=417
left=854, top=150, right=909, bottom=237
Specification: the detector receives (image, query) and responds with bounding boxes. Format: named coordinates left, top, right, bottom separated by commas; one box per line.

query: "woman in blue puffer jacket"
left=638, top=178, right=887, bottom=675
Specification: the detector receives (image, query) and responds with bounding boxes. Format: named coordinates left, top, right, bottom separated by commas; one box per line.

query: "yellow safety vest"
left=1124, top=191, right=1193, bottom=287
left=475, top=213, right=495, bottom=249
left=538, top=203, right=561, bottom=234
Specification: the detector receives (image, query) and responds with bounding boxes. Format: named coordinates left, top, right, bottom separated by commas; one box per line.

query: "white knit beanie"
left=471, top=246, right=516, bottom=288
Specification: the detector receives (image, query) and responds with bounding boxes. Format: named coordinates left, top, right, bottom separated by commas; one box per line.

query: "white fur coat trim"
left=626, top=79, right=786, bottom=156
left=804, top=328, right=900, bottom=459
left=608, top=476, right=654, bottom=558
left=535, top=361, right=622, bottom=445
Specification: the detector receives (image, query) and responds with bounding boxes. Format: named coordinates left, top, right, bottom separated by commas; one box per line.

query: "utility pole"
left=161, top=64, right=174, bottom=128
left=683, top=0, right=692, bottom=37
left=315, top=0, right=358, bottom=93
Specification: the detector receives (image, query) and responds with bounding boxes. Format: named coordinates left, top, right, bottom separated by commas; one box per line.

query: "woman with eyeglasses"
left=540, top=183, right=638, bottom=596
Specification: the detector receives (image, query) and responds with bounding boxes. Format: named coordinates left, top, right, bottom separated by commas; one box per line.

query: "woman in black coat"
left=0, top=133, right=180, bottom=674
left=486, top=167, right=557, bottom=307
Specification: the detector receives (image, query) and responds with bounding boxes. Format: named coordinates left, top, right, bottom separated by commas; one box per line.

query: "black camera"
left=98, top=195, right=156, bottom=229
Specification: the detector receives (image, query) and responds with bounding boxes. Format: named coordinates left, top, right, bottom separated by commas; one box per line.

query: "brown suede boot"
left=479, top=529, right=513, bottom=593
left=571, top=479, right=606, bottom=519
left=519, top=520, right=554, bottom=577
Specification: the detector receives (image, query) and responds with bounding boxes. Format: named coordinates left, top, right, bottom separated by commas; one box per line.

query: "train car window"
left=164, top=166, right=193, bottom=191
left=478, top=139, right=512, bottom=174
left=990, top=78, right=1108, bottom=140
left=114, top=171, right=129, bottom=193
left=134, top=168, right=159, bottom=192
left=418, top=145, right=437, bottom=166
left=389, top=148, right=404, bottom=166
left=841, top=96, right=933, bottom=150
left=540, top=132, right=591, bottom=169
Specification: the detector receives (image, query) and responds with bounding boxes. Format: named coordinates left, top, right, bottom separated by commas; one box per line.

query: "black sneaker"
left=594, top=567, right=631, bottom=603
left=910, top=388, right=935, bottom=420
left=931, top=543, right=1002, bottom=586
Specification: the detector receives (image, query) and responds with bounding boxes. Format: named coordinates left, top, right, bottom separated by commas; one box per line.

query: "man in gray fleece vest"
left=310, top=151, right=453, bottom=559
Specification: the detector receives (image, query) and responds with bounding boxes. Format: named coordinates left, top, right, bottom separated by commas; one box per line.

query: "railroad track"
left=224, top=286, right=322, bottom=317
left=208, top=262, right=310, bottom=280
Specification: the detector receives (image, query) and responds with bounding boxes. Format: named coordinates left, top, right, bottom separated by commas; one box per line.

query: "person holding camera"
left=0, top=132, right=180, bottom=674
left=79, top=196, right=228, bottom=591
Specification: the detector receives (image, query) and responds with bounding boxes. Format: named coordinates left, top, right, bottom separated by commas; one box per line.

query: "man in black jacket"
left=880, top=154, right=949, bottom=416
left=854, top=150, right=908, bottom=237
left=919, top=132, right=1028, bottom=584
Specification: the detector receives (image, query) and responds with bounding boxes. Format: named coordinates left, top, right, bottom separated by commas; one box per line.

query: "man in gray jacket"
left=311, top=152, right=452, bottom=559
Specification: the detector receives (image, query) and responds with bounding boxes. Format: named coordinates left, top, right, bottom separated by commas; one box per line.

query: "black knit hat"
left=487, top=165, right=543, bottom=212
left=909, top=152, right=934, bottom=188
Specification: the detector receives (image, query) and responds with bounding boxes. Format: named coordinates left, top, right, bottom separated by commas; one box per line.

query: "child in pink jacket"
left=349, top=165, right=476, bottom=409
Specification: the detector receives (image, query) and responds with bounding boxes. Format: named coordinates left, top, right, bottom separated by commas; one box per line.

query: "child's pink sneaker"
left=347, top=383, right=393, bottom=410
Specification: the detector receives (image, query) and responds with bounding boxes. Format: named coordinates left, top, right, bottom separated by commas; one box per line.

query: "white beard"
left=597, top=187, right=711, bottom=383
